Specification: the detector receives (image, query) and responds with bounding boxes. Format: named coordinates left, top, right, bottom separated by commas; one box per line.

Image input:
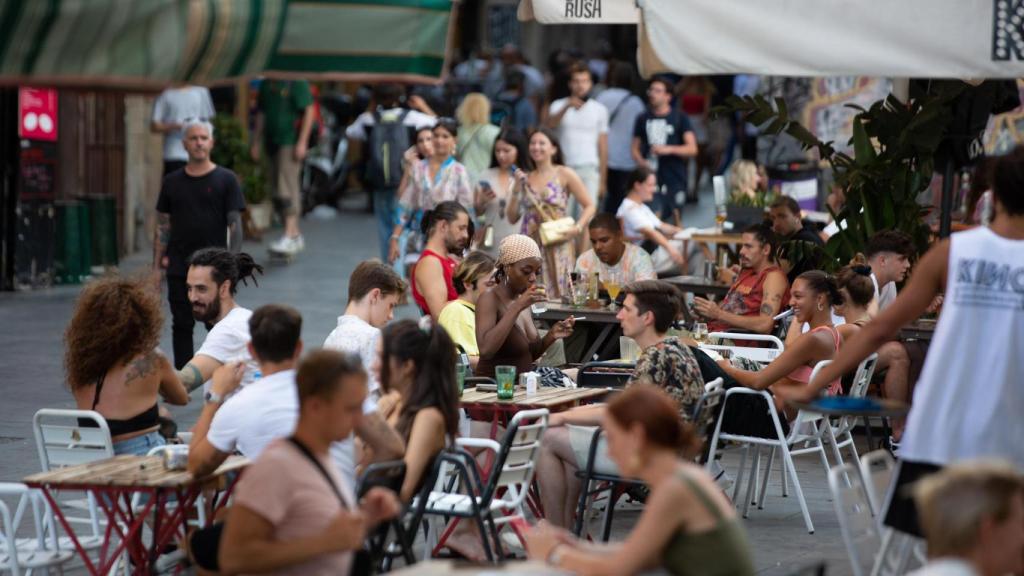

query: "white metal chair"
left=829, top=463, right=881, bottom=576
left=828, top=354, right=880, bottom=470
left=0, top=483, right=75, bottom=576
left=858, top=449, right=895, bottom=521
left=705, top=361, right=834, bottom=534
left=410, top=409, right=549, bottom=561
left=31, top=409, right=114, bottom=556
left=704, top=332, right=785, bottom=364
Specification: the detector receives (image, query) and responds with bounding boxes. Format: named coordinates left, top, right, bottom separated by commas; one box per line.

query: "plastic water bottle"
left=525, top=372, right=538, bottom=397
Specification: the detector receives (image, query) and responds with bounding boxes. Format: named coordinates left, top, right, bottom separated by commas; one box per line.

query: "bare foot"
left=445, top=530, right=489, bottom=562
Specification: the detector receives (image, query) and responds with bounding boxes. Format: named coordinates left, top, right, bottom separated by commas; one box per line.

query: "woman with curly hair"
left=65, top=277, right=189, bottom=454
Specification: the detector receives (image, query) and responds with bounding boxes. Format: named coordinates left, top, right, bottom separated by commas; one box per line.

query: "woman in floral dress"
left=388, top=119, right=474, bottom=266
left=507, top=128, right=596, bottom=299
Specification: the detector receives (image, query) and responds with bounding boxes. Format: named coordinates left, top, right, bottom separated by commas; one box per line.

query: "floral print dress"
left=521, top=176, right=575, bottom=299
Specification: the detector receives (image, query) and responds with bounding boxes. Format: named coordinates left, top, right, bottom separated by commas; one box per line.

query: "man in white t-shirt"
left=175, top=248, right=263, bottom=395
left=323, top=260, right=406, bottom=400
left=546, top=62, right=609, bottom=219
left=616, top=167, right=700, bottom=274
left=151, top=86, right=215, bottom=176
left=188, top=304, right=403, bottom=489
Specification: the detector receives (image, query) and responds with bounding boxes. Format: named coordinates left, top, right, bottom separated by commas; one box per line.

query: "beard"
left=191, top=297, right=221, bottom=324
left=445, top=235, right=467, bottom=255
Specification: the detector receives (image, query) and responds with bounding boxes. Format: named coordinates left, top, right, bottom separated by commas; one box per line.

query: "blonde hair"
left=456, top=93, right=491, bottom=127
left=914, top=460, right=1024, bottom=557
left=728, top=160, right=760, bottom=198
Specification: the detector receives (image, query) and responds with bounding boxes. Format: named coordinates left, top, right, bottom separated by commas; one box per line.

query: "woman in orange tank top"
left=716, top=271, right=844, bottom=417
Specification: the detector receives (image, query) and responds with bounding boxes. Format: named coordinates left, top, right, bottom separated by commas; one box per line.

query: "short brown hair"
left=914, top=460, right=1024, bottom=557
left=249, top=305, right=302, bottom=363
left=623, top=280, right=681, bottom=333
left=607, top=384, right=700, bottom=456
left=769, top=195, right=801, bottom=216
left=296, top=349, right=366, bottom=404
left=348, top=259, right=407, bottom=303
left=866, top=230, right=914, bottom=259
left=568, top=61, right=591, bottom=79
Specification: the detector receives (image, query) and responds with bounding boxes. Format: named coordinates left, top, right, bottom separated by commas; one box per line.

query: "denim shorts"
left=113, top=430, right=166, bottom=456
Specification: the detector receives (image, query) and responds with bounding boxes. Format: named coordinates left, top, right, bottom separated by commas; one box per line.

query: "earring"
left=817, top=302, right=824, bottom=311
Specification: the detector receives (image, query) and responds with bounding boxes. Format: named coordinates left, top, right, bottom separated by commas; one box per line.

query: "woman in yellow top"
left=438, top=251, right=496, bottom=370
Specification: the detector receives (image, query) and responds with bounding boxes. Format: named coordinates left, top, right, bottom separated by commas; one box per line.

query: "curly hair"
left=64, top=277, right=163, bottom=390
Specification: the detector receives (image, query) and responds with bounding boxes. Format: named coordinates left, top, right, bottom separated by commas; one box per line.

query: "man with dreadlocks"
left=177, top=247, right=264, bottom=398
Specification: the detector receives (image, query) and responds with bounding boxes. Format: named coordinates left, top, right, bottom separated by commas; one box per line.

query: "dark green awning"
left=0, top=0, right=454, bottom=89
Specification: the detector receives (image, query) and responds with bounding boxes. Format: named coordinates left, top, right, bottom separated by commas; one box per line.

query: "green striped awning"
left=0, top=0, right=454, bottom=89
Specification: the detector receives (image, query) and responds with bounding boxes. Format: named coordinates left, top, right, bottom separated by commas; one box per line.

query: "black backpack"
left=365, top=108, right=411, bottom=189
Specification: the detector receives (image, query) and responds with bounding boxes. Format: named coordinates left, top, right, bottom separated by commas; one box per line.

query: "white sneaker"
left=270, top=235, right=300, bottom=255
left=294, top=234, right=305, bottom=252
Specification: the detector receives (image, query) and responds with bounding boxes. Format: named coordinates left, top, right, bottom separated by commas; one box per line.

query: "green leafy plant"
left=728, top=190, right=775, bottom=208
left=211, top=114, right=268, bottom=205
left=714, top=84, right=966, bottom=270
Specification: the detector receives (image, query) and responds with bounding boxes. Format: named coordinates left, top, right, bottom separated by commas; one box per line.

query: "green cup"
left=495, top=365, right=517, bottom=400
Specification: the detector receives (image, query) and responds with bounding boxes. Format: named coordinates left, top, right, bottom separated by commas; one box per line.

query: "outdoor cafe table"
left=461, top=386, right=612, bottom=441
left=23, top=454, right=247, bottom=576
left=534, top=301, right=621, bottom=362
left=787, top=397, right=911, bottom=419
left=688, top=231, right=745, bottom=262
left=662, top=275, right=730, bottom=323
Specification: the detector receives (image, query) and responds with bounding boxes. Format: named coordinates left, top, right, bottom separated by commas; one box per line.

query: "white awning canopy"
left=521, top=0, right=1024, bottom=79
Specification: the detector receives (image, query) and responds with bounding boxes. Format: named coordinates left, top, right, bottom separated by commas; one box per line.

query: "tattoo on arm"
left=155, top=213, right=171, bottom=263
left=125, top=351, right=159, bottom=384
left=760, top=303, right=775, bottom=316
left=227, top=211, right=242, bottom=253
left=177, top=363, right=204, bottom=393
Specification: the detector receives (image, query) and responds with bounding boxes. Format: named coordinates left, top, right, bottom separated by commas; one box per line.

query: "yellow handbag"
left=524, top=184, right=576, bottom=246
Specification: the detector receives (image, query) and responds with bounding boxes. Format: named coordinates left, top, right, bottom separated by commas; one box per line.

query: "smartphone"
left=479, top=180, right=492, bottom=190
left=509, top=164, right=518, bottom=176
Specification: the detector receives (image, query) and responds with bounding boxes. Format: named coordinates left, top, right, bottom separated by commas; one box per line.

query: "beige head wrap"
left=497, top=234, right=542, bottom=267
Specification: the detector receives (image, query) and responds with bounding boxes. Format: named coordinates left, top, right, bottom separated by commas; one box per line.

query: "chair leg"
left=782, top=461, right=789, bottom=497
left=864, top=416, right=875, bottom=451
left=825, top=423, right=848, bottom=486
left=781, top=442, right=815, bottom=534
left=474, top=515, right=495, bottom=562
left=757, top=446, right=775, bottom=510
left=573, top=476, right=591, bottom=537
left=600, top=487, right=622, bottom=543
left=485, top=514, right=505, bottom=560
left=750, top=446, right=762, bottom=506
left=732, top=445, right=749, bottom=504
left=742, top=446, right=759, bottom=518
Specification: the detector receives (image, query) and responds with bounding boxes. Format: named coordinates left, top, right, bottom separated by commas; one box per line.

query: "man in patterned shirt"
left=536, top=279, right=704, bottom=528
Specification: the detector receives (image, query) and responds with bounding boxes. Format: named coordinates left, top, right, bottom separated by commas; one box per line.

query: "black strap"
left=91, top=371, right=108, bottom=410
left=287, top=437, right=350, bottom=509
left=608, top=93, right=635, bottom=126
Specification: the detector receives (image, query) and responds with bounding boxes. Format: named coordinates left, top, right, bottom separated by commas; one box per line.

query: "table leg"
left=38, top=487, right=102, bottom=576
left=92, top=487, right=157, bottom=574
left=582, top=324, right=615, bottom=363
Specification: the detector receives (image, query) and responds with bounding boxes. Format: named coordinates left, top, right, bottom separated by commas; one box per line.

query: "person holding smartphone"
left=474, top=129, right=528, bottom=258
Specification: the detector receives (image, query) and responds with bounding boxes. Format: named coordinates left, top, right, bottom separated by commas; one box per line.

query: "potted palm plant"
left=210, top=114, right=270, bottom=236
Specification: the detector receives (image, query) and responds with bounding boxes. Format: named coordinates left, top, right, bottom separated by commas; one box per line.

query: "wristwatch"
left=204, top=390, right=225, bottom=405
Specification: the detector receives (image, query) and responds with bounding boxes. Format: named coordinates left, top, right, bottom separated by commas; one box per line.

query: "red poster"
left=18, top=87, right=58, bottom=141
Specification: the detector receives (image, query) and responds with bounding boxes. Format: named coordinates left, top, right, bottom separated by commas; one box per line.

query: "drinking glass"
left=603, top=270, right=623, bottom=309
left=495, top=365, right=517, bottom=400
left=693, top=322, right=709, bottom=345
left=530, top=277, right=548, bottom=315
left=573, top=282, right=589, bottom=307
left=455, top=362, right=466, bottom=397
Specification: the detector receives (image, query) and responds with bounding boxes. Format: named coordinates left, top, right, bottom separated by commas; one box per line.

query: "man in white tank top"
left=796, top=147, right=1024, bottom=537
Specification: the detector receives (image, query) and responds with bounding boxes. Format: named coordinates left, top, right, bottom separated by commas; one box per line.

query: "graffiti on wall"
left=801, top=77, right=893, bottom=154
left=984, top=79, right=1024, bottom=155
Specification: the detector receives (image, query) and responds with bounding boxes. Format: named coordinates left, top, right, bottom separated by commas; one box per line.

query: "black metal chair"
left=575, top=361, right=635, bottom=389
left=356, top=459, right=416, bottom=571
left=572, top=378, right=726, bottom=540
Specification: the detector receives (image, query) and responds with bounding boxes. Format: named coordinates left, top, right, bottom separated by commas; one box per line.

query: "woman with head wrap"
left=474, top=234, right=575, bottom=379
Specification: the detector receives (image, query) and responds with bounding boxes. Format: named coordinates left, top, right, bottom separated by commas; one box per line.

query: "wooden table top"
left=387, top=559, right=568, bottom=575
left=900, top=318, right=937, bottom=341
left=690, top=232, right=745, bottom=244
left=24, top=454, right=248, bottom=489
left=461, top=386, right=610, bottom=408
left=662, top=275, right=731, bottom=295
left=534, top=301, right=619, bottom=323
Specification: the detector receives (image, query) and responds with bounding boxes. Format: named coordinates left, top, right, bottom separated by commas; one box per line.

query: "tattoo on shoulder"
left=124, top=351, right=159, bottom=385
left=760, top=303, right=775, bottom=316
left=178, top=363, right=204, bottom=393
left=771, top=293, right=782, bottom=303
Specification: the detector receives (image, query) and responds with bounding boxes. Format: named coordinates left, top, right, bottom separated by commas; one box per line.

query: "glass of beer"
left=693, top=322, right=709, bottom=345
left=603, top=270, right=623, bottom=309
left=530, top=277, right=548, bottom=315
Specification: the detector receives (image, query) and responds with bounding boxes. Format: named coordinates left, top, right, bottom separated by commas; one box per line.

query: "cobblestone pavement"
left=0, top=188, right=857, bottom=574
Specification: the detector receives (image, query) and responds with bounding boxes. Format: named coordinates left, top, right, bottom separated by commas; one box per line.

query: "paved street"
left=0, top=187, right=856, bottom=575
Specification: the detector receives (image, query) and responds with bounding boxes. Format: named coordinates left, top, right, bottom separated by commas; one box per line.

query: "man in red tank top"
left=411, top=201, right=471, bottom=320
left=694, top=224, right=789, bottom=334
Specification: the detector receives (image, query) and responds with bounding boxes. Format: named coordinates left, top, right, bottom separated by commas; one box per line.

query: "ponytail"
left=420, top=200, right=470, bottom=238
left=187, top=248, right=264, bottom=295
